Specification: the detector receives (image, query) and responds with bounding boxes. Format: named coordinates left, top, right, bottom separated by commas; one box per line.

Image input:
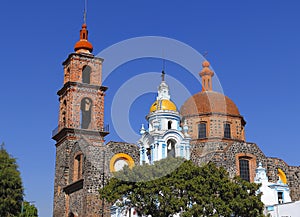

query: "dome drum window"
left=198, top=122, right=207, bottom=139
left=224, top=122, right=231, bottom=139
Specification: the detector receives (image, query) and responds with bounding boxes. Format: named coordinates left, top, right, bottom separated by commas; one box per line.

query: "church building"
left=52, top=19, right=300, bottom=217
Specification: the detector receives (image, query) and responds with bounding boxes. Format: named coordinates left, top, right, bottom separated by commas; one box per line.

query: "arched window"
left=168, top=121, right=172, bottom=130
left=167, top=139, right=176, bottom=158
left=82, top=65, right=91, bottom=84
left=224, top=123, right=231, bottom=139
left=198, top=122, right=207, bottom=139
left=80, top=98, right=92, bottom=129
left=73, top=153, right=83, bottom=181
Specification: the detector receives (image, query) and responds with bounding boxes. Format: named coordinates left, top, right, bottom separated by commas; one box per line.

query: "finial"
left=183, top=119, right=189, bottom=135
left=140, top=124, right=146, bottom=135
left=199, top=57, right=214, bottom=92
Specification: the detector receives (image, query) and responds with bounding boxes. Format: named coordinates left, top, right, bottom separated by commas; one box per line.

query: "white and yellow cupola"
left=138, top=71, right=191, bottom=165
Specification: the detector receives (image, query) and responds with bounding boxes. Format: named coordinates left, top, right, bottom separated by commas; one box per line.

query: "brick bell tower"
left=52, top=21, right=109, bottom=217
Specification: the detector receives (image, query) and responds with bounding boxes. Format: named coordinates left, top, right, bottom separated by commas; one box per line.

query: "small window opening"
left=168, top=121, right=172, bottom=130
left=82, top=65, right=91, bottom=84
left=278, top=192, right=283, bottom=204
left=74, top=154, right=83, bottom=181
left=80, top=98, right=92, bottom=129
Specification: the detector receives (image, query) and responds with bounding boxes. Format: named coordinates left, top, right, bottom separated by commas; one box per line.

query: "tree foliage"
left=0, top=143, right=23, bottom=217
left=20, top=201, right=38, bottom=217
left=100, top=158, right=265, bottom=217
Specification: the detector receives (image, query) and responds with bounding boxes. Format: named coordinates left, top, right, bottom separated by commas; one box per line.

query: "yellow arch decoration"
left=278, top=168, right=287, bottom=184
left=109, top=153, right=135, bottom=173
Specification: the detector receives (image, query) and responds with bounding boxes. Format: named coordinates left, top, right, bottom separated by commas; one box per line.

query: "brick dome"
left=180, top=91, right=240, bottom=117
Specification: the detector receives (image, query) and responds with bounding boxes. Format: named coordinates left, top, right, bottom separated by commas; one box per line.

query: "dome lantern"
left=199, top=60, right=214, bottom=92
left=149, top=71, right=177, bottom=113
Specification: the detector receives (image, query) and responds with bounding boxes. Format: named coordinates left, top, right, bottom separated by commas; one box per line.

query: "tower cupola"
left=74, top=24, right=93, bottom=54
left=139, top=72, right=191, bottom=165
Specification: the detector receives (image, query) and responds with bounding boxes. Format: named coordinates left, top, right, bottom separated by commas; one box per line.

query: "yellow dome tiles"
left=150, top=99, right=177, bottom=113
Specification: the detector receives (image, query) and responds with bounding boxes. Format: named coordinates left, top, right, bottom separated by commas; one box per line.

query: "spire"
left=199, top=60, right=214, bottom=92
left=83, top=0, right=87, bottom=24
left=161, top=70, right=165, bottom=82
left=157, top=71, right=170, bottom=101
left=74, top=0, right=93, bottom=54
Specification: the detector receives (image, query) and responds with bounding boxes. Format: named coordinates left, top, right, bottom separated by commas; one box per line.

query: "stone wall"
left=190, top=141, right=300, bottom=201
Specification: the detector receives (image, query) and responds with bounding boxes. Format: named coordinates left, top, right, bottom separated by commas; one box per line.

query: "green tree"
left=0, top=143, right=23, bottom=217
left=20, top=201, right=38, bottom=217
left=100, top=158, right=265, bottom=217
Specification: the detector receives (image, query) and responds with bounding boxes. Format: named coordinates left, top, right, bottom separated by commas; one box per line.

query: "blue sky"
left=0, top=0, right=300, bottom=216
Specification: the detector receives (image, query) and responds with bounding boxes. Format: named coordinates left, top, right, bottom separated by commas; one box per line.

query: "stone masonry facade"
left=190, top=141, right=300, bottom=201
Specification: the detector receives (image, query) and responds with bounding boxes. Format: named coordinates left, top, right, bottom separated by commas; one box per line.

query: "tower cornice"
left=57, top=81, right=108, bottom=97
left=62, top=52, right=103, bottom=66
left=52, top=127, right=109, bottom=143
